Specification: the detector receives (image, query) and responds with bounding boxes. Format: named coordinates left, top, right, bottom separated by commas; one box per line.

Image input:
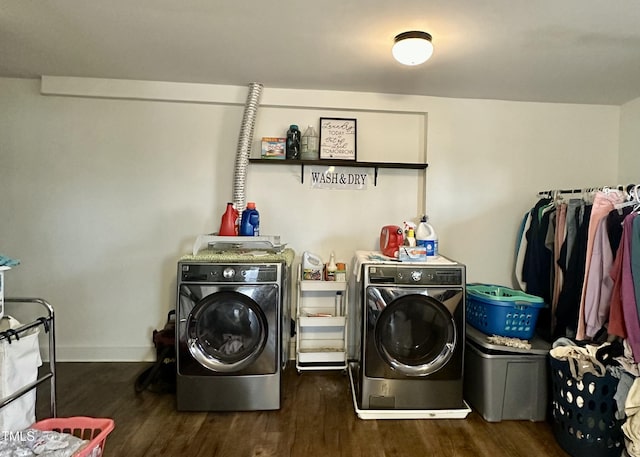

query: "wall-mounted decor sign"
left=309, top=166, right=368, bottom=190
left=319, top=117, right=357, bottom=161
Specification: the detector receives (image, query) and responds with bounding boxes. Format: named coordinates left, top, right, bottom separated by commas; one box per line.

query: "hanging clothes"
left=551, top=202, right=568, bottom=332
left=564, top=198, right=585, bottom=270
left=609, top=228, right=628, bottom=339
left=576, top=190, right=626, bottom=340
left=632, top=216, right=640, bottom=320
left=555, top=203, right=592, bottom=339
left=521, top=197, right=555, bottom=340
left=607, top=207, right=634, bottom=340
left=522, top=198, right=554, bottom=305
left=517, top=186, right=640, bottom=358
left=514, top=210, right=533, bottom=291
left=583, top=218, right=615, bottom=338
left=607, top=206, right=633, bottom=255
left=620, top=213, right=640, bottom=363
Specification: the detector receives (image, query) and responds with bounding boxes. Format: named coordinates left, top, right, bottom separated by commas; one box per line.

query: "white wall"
left=620, top=96, right=640, bottom=184
left=0, top=77, right=620, bottom=361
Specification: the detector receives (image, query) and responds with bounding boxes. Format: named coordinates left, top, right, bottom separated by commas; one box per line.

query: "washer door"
left=374, top=294, right=456, bottom=376
left=187, top=291, right=268, bottom=372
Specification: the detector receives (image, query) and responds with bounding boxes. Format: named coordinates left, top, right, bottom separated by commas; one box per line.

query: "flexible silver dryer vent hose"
left=233, top=82, right=263, bottom=218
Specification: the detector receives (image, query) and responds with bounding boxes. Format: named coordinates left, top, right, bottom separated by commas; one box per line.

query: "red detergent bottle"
left=219, top=202, right=238, bottom=236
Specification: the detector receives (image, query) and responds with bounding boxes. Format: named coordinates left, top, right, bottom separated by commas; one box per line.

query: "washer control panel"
left=366, top=265, right=464, bottom=286
left=180, top=263, right=280, bottom=283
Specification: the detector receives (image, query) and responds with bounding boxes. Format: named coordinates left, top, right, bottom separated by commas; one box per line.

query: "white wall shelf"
left=249, top=158, right=427, bottom=186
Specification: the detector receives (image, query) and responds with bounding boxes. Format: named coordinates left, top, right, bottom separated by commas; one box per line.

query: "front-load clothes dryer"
left=176, top=261, right=287, bottom=411
left=353, top=261, right=467, bottom=410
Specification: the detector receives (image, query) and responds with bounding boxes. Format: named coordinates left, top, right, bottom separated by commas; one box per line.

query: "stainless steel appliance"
left=176, top=261, right=288, bottom=411
left=352, top=260, right=467, bottom=410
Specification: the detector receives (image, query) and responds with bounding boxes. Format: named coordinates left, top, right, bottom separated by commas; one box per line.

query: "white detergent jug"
left=302, top=251, right=323, bottom=280
left=416, top=215, right=438, bottom=259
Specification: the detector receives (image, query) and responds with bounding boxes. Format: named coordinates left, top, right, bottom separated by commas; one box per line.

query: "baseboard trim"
left=43, top=346, right=155, bottom=362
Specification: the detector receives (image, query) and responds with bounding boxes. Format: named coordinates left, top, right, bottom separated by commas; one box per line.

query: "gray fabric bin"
left=463, top=324, right=549, bottom=422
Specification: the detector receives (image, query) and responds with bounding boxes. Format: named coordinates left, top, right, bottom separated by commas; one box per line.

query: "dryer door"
left=186, top=290, right=268, bottom=373
left=371, top=291, right=457, bottom=376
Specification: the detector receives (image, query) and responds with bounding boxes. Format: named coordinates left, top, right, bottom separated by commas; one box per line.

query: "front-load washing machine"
left=352, top=260, right=467, bottom=411
left=176, top=260, right=288, bottom=411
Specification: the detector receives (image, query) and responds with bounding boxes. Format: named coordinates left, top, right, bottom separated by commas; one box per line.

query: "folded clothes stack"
left=0, top=429, right=89, bottom=457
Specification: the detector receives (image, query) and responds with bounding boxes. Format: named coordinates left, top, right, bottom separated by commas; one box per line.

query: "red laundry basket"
left=32, top=416, right=115, bottom=457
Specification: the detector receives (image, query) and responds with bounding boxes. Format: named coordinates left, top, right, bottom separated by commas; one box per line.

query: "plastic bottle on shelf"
left=300, top=125, right=319, bottom=160
left=406, top=228, right=416, bottom=246
left=335, top=291, right=343, bottom=316
left=326, top=252, right=337, bottom=281
left=219, top=202, right=238, bottom=236
left=335, top=262, right=347, bottom=282
left=239, top=202, right=260, bottom=236
left=286, top=124, right=301, bottom=159
left=416, top=215, right=438, bottom=259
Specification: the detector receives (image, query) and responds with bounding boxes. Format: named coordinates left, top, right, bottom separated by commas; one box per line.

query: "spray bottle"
left=403, top=221, right=417, bottom=246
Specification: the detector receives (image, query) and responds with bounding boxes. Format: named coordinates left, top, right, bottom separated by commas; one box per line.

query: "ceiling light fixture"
left=392, top=31, right=434, bottom=66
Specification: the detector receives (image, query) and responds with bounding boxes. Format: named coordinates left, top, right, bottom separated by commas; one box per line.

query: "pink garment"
left=621, top=213, right=640, bottom=363
left=584, top=218, right=614, bottom=337
left=576, top=190, right=625, bottom=340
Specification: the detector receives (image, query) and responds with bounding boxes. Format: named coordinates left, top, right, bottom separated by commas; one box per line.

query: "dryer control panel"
left=366, top=265, right=464, bottom=287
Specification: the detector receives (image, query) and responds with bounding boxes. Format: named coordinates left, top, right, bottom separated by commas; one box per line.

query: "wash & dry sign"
left=309, top=166, right=368, bottom=190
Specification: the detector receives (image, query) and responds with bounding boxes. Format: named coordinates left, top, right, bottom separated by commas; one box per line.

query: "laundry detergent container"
left=463, top=325, right=550, bottom=422
left=466, top=284, right=545, bottom=339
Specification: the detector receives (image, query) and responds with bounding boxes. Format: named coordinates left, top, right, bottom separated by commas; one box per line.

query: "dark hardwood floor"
left=35, top=362, right=570, bottom=457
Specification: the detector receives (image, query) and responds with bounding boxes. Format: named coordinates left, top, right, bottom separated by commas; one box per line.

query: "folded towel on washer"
left=180, top=247, right=295, bottom=266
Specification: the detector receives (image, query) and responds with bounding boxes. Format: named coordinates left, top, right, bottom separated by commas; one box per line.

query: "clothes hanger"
left=552, top=189, right=566, bottom=206
left=614, top=184, right=640, bottom=210
left=633, top=184, right=640, bottom=213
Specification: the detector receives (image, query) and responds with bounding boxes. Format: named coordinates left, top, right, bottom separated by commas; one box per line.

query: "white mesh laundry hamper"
left=0, top=316, right=42, bottom=431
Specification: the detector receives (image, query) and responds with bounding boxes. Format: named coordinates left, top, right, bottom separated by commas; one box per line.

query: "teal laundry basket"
left=466, top=284, right=545, bottom=339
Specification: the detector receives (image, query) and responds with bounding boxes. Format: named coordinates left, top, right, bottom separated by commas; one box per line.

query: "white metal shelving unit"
left=295, top=265, right=348, bottom=372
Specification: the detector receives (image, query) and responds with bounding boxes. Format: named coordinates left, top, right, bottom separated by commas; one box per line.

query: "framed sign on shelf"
left=319, top=117, right=357, bottom=161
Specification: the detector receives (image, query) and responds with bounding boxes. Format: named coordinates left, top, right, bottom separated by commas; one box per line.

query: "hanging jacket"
left=555, top=204, right=592, bottom=339
left=523, top=198, right=554, bottom=304
left=621, top=213, right=640, bottom=363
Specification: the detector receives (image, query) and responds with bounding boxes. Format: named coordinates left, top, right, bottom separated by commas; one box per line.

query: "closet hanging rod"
left=537, top=188, right=583, bottom=196
left=537, top=185, right=623, bottom=197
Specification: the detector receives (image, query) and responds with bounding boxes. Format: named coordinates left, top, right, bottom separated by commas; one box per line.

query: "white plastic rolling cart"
left=295, top=265, right=348, bottom=372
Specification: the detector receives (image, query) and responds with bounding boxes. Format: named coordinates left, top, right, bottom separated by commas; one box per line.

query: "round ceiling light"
left=392, top=31, right=434, bottom=66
